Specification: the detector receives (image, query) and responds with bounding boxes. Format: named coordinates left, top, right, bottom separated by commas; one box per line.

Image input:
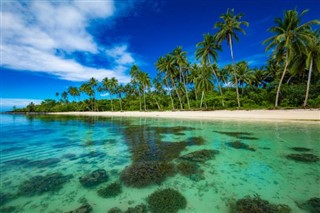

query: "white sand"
left=50, top=109, right=320, bottom=122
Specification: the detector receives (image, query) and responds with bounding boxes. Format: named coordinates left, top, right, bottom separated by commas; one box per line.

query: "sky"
left=1, top=0, right=319, bottom=111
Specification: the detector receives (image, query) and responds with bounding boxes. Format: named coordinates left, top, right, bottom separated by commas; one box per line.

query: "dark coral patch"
left=233, top=195, right=291, bottom=213
left=227, top=141, right=256, bottom=151
left=290, top=147, right=313, bottom=152
left=286, top=153, right=319, bottom=163
left=18, top=173, right=73, bottom=196
left=79, top=169, right=109, bottom=187
left=120, top=162, right=175, bottom=188
left=97, top=182, right=122, bottom=198
left=179, top=149, right=219, bottom=163
left=147, top=188, right=187, bottom=213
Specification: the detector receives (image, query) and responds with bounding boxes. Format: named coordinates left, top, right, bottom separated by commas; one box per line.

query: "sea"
left=0, top=114, right=319, bottom=212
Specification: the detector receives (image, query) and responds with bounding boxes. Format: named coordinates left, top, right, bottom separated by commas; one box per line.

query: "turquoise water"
left=0, top=114, right=319, bottom=212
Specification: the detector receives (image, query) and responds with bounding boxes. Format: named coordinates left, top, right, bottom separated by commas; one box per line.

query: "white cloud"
left=0, top=0, right=134, bottom=83
left=0, top=98, right=43, bottom=107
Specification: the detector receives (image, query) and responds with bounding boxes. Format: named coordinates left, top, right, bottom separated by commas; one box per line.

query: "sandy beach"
left=50, top=109, right=320, bottom=122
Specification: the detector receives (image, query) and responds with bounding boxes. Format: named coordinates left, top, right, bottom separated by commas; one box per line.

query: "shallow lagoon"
left=0, top=114, right=319, bottom=212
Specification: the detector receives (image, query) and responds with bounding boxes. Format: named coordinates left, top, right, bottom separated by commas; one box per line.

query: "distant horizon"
left=1, top=0, right=319, bottom=109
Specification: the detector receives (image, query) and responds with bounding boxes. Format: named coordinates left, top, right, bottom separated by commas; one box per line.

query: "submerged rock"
left=120, top=162, right=175, bottom=188
left=79, top=169, right=109, bottom=187
left=97, top=182, right=122, bottom=198
left=227, top=141, right=256, bottom=151
left=66, top=203, right=92, bottom=213
left=147, top=188, right=187, bottom=213
left=286, top=153, right=319, bottom=163
left=18, top=173, right=73, bottom=196
left=233, top=195, right=291, bottom=213
left=179, top=149, right=219, bottom=163
left=290, top=147, right=313, bottom=152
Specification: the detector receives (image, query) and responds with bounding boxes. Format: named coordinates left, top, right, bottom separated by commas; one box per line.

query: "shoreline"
left=49, top=109, right=320, bottom=122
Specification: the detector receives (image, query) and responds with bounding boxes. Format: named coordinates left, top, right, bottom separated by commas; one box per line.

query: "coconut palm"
left=214, top=8, right=249, bottom=108
left=263, top=9, right=319, bottom=107
left=196, top=34, right=224, bottom=106
left=137, top=71, right=151, bottom=111
left=68, top=86, right=80, bottom=110
left=108, top=77, right=118, bottom=111
left=290, top=29, right=320, bottom=106
left=155, top=56, right=175, bottom=110
left=196, top=65, right=214, bottom=108
left=130, top=65, right=143, bottom=111
left=115, top=84, right=124, bottom=111
left=171, top=46, right=191, bottom=109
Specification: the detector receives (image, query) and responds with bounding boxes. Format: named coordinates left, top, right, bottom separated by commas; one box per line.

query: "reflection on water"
left=0, top=114, right=319, bottom=212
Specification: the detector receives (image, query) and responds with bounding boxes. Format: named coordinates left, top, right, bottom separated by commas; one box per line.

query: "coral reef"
left=286, top=153, right=319, bottom=162
left=79, top=169, right=109, bottom=187
left=232, top=195, right=291, bottom=213
left=124, top=204, right=148, bottom=213
left=179, top=149, right=219, bottom=163
left=120, top=162, right=175, bottom=188
left=185, top=137, right=206, bottom=146
left=147, top=188, right=187, bottom=213
left=0, top=193, right=16, bottom=206
left=0, top=206, right=16, bottom=213
left=108, top=207, right=123, bottom=213
left=299, top=197, right=320, bottom=213
left=214, top=131, right=253, bottom=137
left=24, top=158, right=61, bottom=168
left=18, top=173, right=73, bottom=196
left=97, top=182, right=122, bottom=198
left=66, top=203, right=92, bottom=213
left=290, top=147, right=313, bottom=152
left=3, top=158, right=30, bottom=166
left=177, top=161, right=203, bottom=177
left=227, top=141, right=256, bottom=151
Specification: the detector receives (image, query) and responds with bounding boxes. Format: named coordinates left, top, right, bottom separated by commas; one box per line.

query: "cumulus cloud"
left=0, top=0, right=135, bottom=83
left=0, top=98, right=43, bottom=107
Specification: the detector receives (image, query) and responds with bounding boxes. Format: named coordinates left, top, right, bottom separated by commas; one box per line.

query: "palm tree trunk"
left=200, top=90, right=204, bottom=108
left=275, top=54, right=289, bottom=107
left=110, top=97, right=113, bottom=111
left=304, top=57, right=313, bottom=107
left=119, top=96, right=123, bottom=111
left=170, top=74, right=183, bottom=110
left=165, top=78, right=175, bottom=110
left=180, top=67, right=191, bottom=110
left=143, top=86, right=146, bottom=111
left=229, top=36, right=241, bottom=108
left=139, top=90, right=142, bottom=111
left=208, top=57, right=224, bottom=107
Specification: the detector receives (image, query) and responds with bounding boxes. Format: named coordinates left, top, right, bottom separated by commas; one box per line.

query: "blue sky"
left=1, top=0, right=319, bottom=110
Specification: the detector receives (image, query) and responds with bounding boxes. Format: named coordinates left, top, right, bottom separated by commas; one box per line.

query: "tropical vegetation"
left=14, top=8, right=320, bottom=113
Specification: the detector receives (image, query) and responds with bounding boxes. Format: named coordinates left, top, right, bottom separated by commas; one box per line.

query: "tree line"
left=20, top=8, right=320, bottom=113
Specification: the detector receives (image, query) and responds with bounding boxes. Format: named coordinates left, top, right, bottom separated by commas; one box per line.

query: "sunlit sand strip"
left=50, top=110, right=320, bottom=122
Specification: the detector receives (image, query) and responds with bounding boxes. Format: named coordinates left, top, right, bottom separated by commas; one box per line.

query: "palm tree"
left=109, top=77, right=118, bottom=111
left=138, top=71, right=151, bottom=111
left=214, top=8, right=249, bottom=108
left=290, top=29, right=320, bottom=106
left=263, top=9, right=319, bottom=107
left=155, top=56, right=175, bottom=110
left=190, top=64, right=201, bottom=101
left=68, top=86, right=80, bottom=111
left=130, top=65, right=143, bottom=111
left=196, top=34, right=224, bottom=106
left=196, top=65, right=214, bottom=108
left=61, top=91, right=68, bottom=103
left=171, top=46, right=191, bottom=109
left=116, top=84, right=124, bottom=111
